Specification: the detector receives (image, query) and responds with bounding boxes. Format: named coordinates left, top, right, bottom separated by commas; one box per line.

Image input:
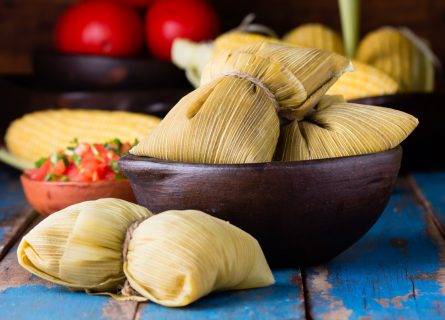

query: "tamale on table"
left=2, top=163, right=445, bottom=319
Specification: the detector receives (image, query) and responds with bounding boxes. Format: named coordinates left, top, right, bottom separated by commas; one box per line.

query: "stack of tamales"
left=134, top=42, right=418, bottom=163
left=173, top=23, right=436, bottom=99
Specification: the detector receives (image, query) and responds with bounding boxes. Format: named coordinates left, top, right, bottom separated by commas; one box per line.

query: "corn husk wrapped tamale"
left=17, top=199, right=152, bottom=291
left=172, top=32, right=279, bottom=88
left=283, top=23, right=345, bottom=55
left=122, top=210, right=274, bottom=306
left=274, top=95, right=418, bottom=161
left=18, top=202, right=274, bottom=307
left=131, top=43, right=351, bottom=163
left=327, top=60, right=399, bottom=100
left=172, top=39, right=214, bottom=88
left=356, top=27, right=436, bottom=92
left=212, top=31, right=279, bottom=58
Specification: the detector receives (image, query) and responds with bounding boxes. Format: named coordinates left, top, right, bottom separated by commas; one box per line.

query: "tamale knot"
left=122, top=218, right=145, bottom=264
left=120, top=218, right=146, bottom=298
left=221, top=71, right=281, bottom=112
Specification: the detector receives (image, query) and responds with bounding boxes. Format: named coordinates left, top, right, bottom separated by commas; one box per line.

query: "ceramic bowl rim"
left=120, top=146, right=402, bottom=170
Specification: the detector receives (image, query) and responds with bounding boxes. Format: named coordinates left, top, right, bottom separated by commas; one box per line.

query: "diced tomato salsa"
left=25, top=138, right=134, bottom=182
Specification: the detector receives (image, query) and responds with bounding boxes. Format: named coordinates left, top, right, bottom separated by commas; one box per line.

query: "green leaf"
left=34, top=157, right=47, bottom=168
left=61, top=154, right=70, bottom=167
left=109, top=159, right=121, bottom=174
left=72, top=154, right=81, bottom=167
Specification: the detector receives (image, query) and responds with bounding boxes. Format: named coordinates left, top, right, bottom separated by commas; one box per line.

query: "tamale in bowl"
left=119, top=147, right=402, bottom=267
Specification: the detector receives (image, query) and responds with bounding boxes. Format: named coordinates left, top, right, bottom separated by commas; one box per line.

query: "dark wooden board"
left=0, top=165, right=36, bottom=260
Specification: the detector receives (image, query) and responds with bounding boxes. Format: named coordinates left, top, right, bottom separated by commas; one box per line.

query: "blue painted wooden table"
left=1, top=162, right=445, bottom=319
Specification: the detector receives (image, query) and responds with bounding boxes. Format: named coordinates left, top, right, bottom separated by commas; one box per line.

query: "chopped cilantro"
left=34, top=157, right=47, bottom=168
left=72, top=154, right=81, bottom=167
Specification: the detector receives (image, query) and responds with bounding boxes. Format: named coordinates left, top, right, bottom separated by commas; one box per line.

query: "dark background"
left=0, top=0, right=444, bottom=75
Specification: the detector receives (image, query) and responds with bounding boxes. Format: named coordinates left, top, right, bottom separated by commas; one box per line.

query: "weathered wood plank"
left=0, top=165, right=36, bottom=260
left=412, top=172, right=445, bottom=235
left=0, top=165, right=138, bottom=319
left=304, top=178, right=445, bottom=319
left=136, top=269, right=305, bottom=320
left=0, top=243, right=138, bottom=320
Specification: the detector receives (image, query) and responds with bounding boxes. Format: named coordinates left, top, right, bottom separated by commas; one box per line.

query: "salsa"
left=26, top=138, right=134, bottom=182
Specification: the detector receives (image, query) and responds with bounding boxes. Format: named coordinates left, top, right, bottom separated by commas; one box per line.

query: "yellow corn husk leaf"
left=172, top=32, right=280, bottom=89
left=17, top=198, right=152, bottom=292
left=122, top=210, right=274, bottom=307
left=327, top=60, right=399, bottom=100
left=212, top=31, right=279, bottom=58
left=131, top=43, right=351, bottom=163
left=275, top=95, right=418, bottom=161
left=5, top=109, right=161, bottom=162
left=283, top=23, right=345, bottom=55
left=356, top=27, right=435, bottom=92
left=201, top=42, right=352, bottom=120
left=131, top=77, right=280, bottom=163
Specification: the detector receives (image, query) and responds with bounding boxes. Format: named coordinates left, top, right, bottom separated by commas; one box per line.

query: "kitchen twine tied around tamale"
left=119, top=218, right=147, bottom=300
left=220, top=71, right=281, bottom=113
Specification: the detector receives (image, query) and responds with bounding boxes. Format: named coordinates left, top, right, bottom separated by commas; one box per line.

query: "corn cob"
left=356, top=27, right=436, bottom=92
left=6, top=109, right=161, bottom=162
left=212, top=31, right=279, bottom=58
left=327, top=60, right=399, bottom=100
left=283, top=23, right=345, bottom=55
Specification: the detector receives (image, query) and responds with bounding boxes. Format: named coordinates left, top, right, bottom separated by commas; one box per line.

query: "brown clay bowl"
left=32, top=51, right=190, bottom=90
left=20, top=175, right=136, bottom=216
left=119, top=147, right=402, bottom=267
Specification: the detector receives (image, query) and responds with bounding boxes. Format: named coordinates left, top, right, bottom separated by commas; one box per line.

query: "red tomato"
left=27, top=161, right=51, bottom=181
left=55, top=0, right=144, bottom=57
left=115, top=0, right=154, bottom=8
left=66, top=164, right=80, bottom=181
left=51, top=159, right=67, bottom=176
left=145, top=0, right=220, bottom=60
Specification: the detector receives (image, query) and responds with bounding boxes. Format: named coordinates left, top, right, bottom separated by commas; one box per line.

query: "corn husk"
left=122, top=210, right=274, bottom=306
left=172, top=32, right=279, bottom=88
left=327, top=60, right=399, bottom=100
left=283, top=23, right=345, bottom=55
left=6, top=109, right=161, bottom=162
left=131, top=43, right=351, bottom=163
left=212, top=31, right=279, bottom=58
left=356, top=27, right=436, bottom=92
left=18, top=202, right=274, bottom=307
left=17, top=198, right=152, bottom=291
left=172, top=39, right=214, bottom=88
left=275, top=95, right=418, bottom=161
left=201, top=42, right=352, bottom=120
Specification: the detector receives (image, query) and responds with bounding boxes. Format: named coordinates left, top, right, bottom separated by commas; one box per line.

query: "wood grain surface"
left=2, top=164, right=445, bottom=318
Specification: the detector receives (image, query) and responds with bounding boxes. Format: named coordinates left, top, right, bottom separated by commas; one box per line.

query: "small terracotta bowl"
left=119, top=147, right=402, bottom=267
left=20, top=175, right=136, bottom=216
